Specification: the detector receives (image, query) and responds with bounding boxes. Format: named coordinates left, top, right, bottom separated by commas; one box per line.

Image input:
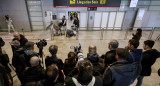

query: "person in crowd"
left=103, top=48, right=139, bottom=86
left=126, top=39, right=143, bottom=63
left=22, top=56, right=45, bottom=86
left=62, top=16, right=66, bottom=27
left=0, top=37, right=12, bottom=86
left=0, top=37, right=11, bottom=74
left=136, top=40, right=160, bottom=86
left=45, top=45, right=64, bottom=83
left=63, top=51, right=77, bottom=76
left=104, top=40, right=119, bottom=67
left=0, top=63, right=12, bottom=86
left=38, top=64, right=63, bottom=86
left=5, top=15, right=15, bottom=34
left=132, top=28, right=142, bottom=41
left=73, top=16, right=79, bottom=31
left=65, top=60, right=103, bottom=86
left=87, top=45, right=104, bottom=76
left=24, top=41, right=38, bottom=67
left=11, top=40, right=26, bottom=84
left=11, top=31, right=28, bottom=53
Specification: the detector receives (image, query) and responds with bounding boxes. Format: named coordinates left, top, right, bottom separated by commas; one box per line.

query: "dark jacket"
left=103, top=60, right=138, bottom=86
left=127, top=49, right=143, bottom=63
left=24, top=50, right=38, bottom=67
left=63, top=59, right=76, bottom=76
left=140, top=49, right=160, bottom=76
left=65, top=75, right=103, bottom=86
left=87, top=53, right=104, bottom=76
left=12, top=34, right=28, bottom=52
left=22, top=66, right=45, bottom=85
left=73, top=19, right=79, bottom=27
left=104, top=50, right=116, bottom=67
left=0, top=48, right=11, bottom=73
left=132, top=34, right=141, bottom=41
left=0, top=63, right=11, bottom=86
left=45, top=55, right=64, bottom=83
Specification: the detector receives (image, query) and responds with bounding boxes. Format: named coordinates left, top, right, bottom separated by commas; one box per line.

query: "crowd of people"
left=0, top=28, right=160, bottom=86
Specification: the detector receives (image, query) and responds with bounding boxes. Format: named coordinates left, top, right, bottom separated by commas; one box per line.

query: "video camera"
left=36, top=39, right=47, bottom=49
left=70, top=43, right=84, bottom=61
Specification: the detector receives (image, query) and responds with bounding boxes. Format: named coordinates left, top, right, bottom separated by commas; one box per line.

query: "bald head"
left=30, top=56, right=39, bottom=67
left=13, top=32, right=20, bottom=40
left=89, top=45, right=96, bottom=53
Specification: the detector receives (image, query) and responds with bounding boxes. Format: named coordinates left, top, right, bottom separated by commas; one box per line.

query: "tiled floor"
left=0, top=30, right=160, bottom=86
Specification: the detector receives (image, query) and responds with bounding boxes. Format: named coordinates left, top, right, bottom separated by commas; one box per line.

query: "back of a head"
left=144, top=40, right=154, bottom=48
left=129, top=39, right=139, bottom=48
left=109, top=40, right=119, bottom=50
left=0, top=37, right=5, bottom=47
left=116, top=48, right=129, bottom=60
left=68, top=51, right=76, bottom=62
left=49, top=45, right=58, bottom=55
left=46, top=64, right=59, bottom=81
left=30, top=56, right=39, bottom=67
left=78, top=60, right=93, bottom=75
left=12, top=40, right=20, bottom=48
left=89, top=45, right=96, bottom=53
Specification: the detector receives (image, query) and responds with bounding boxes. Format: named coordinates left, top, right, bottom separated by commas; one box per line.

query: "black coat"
left=0, top=48, right=11, bottom=73
left=12, top=34, right=28, bottom=53
left=140, top=49, right=160, bottom=76
left=104, top=50, right=116, bottom=67
left=22, top=66, right=45, bottom=84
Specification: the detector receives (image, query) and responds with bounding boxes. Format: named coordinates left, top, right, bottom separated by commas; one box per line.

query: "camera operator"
left=22, top=56, right=45, bottom=86
left=65, top=60, right=103, bottom=86
left=11, top=40, right=26, bottom=84
left=24, top=41, right=38, bottom=67
left=45, top=45, right=64, bottom=83
left=11, top=31, right=28, bottom=54
left=87, top=45, right=104, bottom=76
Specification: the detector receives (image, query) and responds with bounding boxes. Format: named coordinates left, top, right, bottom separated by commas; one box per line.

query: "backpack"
left=129, top=52, right=142, bottom=84
left=72, top=76, right=95, bottom=86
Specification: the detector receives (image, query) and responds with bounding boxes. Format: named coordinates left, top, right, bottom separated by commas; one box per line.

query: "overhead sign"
left=130, top=0, right=138, bottom=7
left=54, top=0, right=121, bottom=7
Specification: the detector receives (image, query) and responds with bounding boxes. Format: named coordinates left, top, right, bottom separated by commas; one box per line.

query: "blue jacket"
left=127, top=49, right=143, bottom=63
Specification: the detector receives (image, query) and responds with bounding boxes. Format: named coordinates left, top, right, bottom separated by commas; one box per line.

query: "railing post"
left=124, top=27, right=129, bottom=40
left=22, top=28, right=25, bottom=35
left=100, top=27, right=104, bottom=40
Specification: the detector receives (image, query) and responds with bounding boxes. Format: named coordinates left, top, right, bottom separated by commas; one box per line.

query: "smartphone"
left=70, top=46, right=75, bottom=49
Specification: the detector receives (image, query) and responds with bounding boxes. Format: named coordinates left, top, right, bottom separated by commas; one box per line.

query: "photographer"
left=65, top=60, right=103, bottom=86
left=45, top=45, right=64, bottom=83
left=87, top=45, right=104, bottom=76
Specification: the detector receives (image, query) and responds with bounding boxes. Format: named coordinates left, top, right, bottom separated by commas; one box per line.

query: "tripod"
left=39, top=47, right=45, bottom=68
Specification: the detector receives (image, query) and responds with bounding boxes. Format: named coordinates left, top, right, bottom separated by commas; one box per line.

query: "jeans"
left=136, top=76, right=144, bottom=86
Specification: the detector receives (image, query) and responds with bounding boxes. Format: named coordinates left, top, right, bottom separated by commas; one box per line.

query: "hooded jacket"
left=127, top=49, right=143, bottom=63
left=140, top=49, right=160, bottom=76
left=103, top=60, right=138, bottom=86
left=87, top=53, right=104, bottom=76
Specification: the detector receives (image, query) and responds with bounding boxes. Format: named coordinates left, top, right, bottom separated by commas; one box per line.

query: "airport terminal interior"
left=0, top=0, right=160, bottom=86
